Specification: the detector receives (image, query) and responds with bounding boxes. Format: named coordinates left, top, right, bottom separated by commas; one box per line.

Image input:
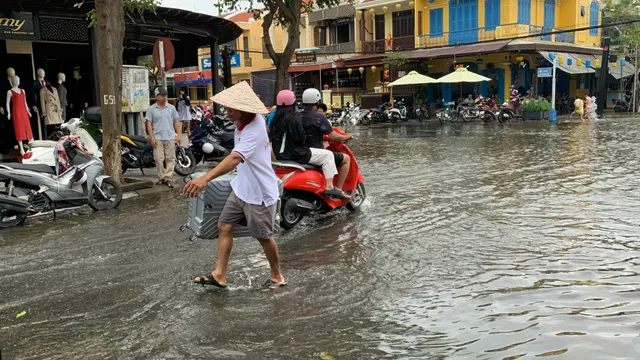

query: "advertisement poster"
left=121, top=65, right=150, bottom=113
left=174, top=70, right=212, bottom=86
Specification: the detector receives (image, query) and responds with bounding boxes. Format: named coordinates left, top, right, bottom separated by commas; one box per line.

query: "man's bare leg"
left=336, top=155, right=351, bottom=190
left=210, top=222, right=234, bottom=285
left=257, top=237, right=285, bottom=284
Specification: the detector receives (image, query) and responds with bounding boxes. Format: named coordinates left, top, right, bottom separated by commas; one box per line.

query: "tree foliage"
left=216, top=0, right=344, bottom=101
left=606, top=0, right=640, bottom=47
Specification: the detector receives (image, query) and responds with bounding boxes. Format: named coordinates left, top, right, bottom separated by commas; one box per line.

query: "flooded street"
left=3, top=118, right=640, bottom=359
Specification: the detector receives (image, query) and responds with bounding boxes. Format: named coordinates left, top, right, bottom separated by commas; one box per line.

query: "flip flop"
left=193, top=273, right=227, bottom=289
left=322, top=188, right=352, bottom=200
left=262, top=279, right=287, bottom=290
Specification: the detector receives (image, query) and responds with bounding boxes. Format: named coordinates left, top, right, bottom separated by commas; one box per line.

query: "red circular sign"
left=153, top=37, right=175, bottom=71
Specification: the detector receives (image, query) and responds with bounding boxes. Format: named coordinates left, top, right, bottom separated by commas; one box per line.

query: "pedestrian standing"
left=184, top=81, right=285, bottom=290
left=570, top=95, right=585, bottom=122
left=145, top=88, right=182, bottom=188
left=177, top=88, right=192, bottom=139
left=584, top=92, right=593, bottom=122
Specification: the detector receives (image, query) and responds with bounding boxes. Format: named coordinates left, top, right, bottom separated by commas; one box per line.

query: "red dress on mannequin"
left=10, top=89, right=33, bottom=141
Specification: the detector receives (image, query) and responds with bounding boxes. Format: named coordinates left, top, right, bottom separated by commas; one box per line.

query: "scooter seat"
left=272, top=161, right=322, bottom=171
left=2, top=163, right=56, bottom=175
left=29, top=140, right=57, bottom=148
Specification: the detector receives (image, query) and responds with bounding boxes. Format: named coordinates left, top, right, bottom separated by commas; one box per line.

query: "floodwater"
left=2, top=118, right=640, bottom=359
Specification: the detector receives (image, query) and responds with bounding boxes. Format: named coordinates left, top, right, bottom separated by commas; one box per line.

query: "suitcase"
left=184, top=172, right=282, bottom=240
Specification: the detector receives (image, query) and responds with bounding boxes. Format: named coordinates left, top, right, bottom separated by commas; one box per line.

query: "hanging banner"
left=0, top=12, right=38, bottom=40
left=174, top=70, right=212, bottom=86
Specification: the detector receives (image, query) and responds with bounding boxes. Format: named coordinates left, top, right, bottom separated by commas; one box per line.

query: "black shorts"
left=333, top=151, right=344, bottom=167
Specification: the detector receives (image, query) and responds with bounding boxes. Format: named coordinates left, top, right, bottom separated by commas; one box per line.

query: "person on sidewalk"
left=184, top=82, right=286, bottom=290
left=300, top=88, right=353, bottom=199
left=145, top=88, right=182, bottom=188
left=270, top=90, right=346, bottom=199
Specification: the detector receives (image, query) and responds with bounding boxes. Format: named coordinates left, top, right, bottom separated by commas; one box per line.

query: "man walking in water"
left=184, top=82, right=285, bottom=290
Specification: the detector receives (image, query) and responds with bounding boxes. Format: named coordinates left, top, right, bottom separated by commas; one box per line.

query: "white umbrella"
left=436, top=67, right=491, bottom=83
left=388, top=71, right=437, bottom=87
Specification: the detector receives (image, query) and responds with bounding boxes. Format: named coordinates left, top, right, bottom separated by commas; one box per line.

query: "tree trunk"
left=95, top=0, right=125, bottom=183
left=274, top=56, right=290, bottom=100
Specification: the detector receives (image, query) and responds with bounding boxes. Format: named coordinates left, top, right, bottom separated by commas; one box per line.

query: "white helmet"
left=302, top=88, right=321, bottom=105
left=202, top=142, right=214, bottom=154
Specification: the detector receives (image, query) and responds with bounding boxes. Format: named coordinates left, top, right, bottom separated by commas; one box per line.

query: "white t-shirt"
left=231, top=114, right=279, bottom=206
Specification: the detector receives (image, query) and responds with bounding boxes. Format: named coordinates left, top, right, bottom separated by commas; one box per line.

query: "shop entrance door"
left=0, top=53, right=35, bottom=153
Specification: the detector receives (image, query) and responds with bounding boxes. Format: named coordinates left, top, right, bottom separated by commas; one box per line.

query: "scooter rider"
left=300, top=88, right=353, bottom=196
left=270, top=90, right=349, bottom=200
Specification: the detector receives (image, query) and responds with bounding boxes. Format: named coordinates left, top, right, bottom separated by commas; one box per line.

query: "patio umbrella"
left=388, top=71, right=437, bottom=87
left=436, top=67, right=491, bottom=83
left=436, top=67, right=491, bottom=102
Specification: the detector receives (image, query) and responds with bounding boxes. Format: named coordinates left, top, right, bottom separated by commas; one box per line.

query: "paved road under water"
left=2, top=118, right=640, bottom=359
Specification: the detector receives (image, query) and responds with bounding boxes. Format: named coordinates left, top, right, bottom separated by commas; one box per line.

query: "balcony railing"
left=365, top=39, right=387, bottom=54
left=417, top=23, right=578, bottom=48
left=318, top=42, right=356, bottom=54
left=363, top=36, right=415, bottom=53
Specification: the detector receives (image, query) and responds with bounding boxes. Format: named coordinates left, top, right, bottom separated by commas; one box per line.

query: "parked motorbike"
left=497, top=96, right=523, bottom=123
left=389, top=99, right=408, bottom=122
left=365, top=102, right=393, bottom=124
left=119, top=134, right=196, bottom=176
left=272, top=128, right=365, bottom=229
left=436, top=102, right=459, bottom=124
left=0, top=137, right=122, bottom=228
left=412, top=104, right=431, bottom=122
left=614, top=94, right=632, bottom=112
left=189, top=116, right=235, bottom=164
left=23, top=116, right=101, bottom=166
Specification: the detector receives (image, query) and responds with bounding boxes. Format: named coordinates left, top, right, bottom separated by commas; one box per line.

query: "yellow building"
left=348, top=0, right=606, bottom=104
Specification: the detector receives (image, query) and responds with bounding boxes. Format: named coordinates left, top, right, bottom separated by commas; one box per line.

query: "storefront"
left=0, top=1, right=241, bottom=158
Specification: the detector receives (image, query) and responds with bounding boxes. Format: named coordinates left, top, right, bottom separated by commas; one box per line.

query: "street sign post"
left=548, top=55, right=557, bottom=122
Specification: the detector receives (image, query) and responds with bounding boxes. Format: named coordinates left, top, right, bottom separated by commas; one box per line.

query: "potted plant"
left=522, top=99, right=544, bottom=120
left=539, top=99, right=552, bottom=119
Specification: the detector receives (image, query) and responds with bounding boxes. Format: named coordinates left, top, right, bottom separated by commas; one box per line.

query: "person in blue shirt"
left=266, top=105, right=277, bottom=127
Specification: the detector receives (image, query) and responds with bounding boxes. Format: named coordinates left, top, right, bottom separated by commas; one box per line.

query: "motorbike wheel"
left=89, top=177, right=123, bottom=211
left=449, top=112, right=459, bottom=123
left=498, top=110, right=513, bottom=123
left=360, top=116, right=371, bottom=126
left=280, top=199, right=303, bottom=230
left=174, top=147, right=197, bottom=176
left=346, top=183, right=366, bottom=212
left=482, top=112, right=496, bottom=123
left=0, top=207, right=27, bottom=228
left=438, top=115, right=447, bottom=125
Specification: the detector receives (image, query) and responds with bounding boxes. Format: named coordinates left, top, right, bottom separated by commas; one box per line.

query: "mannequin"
left=31, top=68, right=50, bottom=139
left=6, top=76, right=34, bottom=154
left=57, top=73, right=68, bottom=121
left=70, top=67, right=89, bottom=117
left=0, top=67, right=15, bottom=116
left=40, top=83, right=63, bottom=127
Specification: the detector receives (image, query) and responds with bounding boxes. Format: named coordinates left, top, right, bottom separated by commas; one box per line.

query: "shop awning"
left=408, top=41, right=510, bottom=60
left=607, top=62, right=637, bottom=80
left=538, top=51, right=596, bottom=74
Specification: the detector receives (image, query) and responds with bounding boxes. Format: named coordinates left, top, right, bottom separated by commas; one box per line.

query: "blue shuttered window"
left=543, top=0, right=555, bottom=40
left=449, top=0, right=478, bottom=44
left=518, top=0, right=531, bottom=24
left=590, top=2, right=599, bottom=36
left=430, top=8, right=443, bottom=37
left=484, top=0, right=500, bottom=30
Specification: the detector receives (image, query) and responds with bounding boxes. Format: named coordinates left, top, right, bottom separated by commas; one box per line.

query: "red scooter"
left=497, top=96, right=523, bottom=123
left=273, top=128, right=366, bottom=229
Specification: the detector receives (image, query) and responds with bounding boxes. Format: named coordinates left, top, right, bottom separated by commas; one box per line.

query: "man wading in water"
left=184, top=82, right=286, bottom=290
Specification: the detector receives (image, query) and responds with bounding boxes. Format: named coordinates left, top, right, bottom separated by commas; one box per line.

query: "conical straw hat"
left=210, top=81, right=267, bottom=114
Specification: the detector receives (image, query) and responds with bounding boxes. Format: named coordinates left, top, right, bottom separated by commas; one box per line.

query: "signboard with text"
left=215, top=53, right=241, bottom=69
left=201, top=57, right=212, bottom=70
left=296, top=53, right=317, bottom=63
left=121, top=65, right=150, bottom=113
left=174, top=70, right=212, bottom=86
left=0, top=12, right=37, bottom=40
left=537, top=67, right=553, bottom=78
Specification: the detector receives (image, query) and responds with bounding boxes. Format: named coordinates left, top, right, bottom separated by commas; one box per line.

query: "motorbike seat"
left=29, top=140, right=57, bottom=148
left=272, top=161, right=322, bottom=171
left=220, top=132, right=234, bottom=144
left=124, top=134, right=149, bottom=144
left=2, top=163, right=56, bottom=175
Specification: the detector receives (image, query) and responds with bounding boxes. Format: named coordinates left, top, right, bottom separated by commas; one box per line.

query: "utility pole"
left=634, top=43, right=638, bottom=113
left=550, top=54, right=557, bottom=122
left=597, top=37, right=610, bottom=118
